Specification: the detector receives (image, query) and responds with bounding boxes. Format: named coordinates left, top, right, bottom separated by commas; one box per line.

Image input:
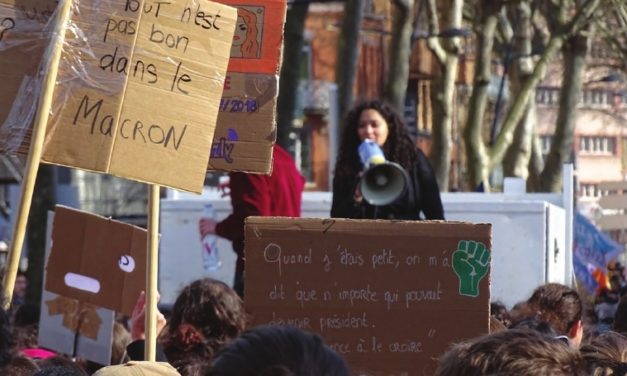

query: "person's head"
left=13, top=272, right=28, bottom=299
left=93, top=361, right=181, bottom=376
left=526, top=283, right=583, bottom=346
left=336, top=100, right=416, bottom=178
left=435, top=329, right=586, bottom=376
left=0, top=355, right=39, bottom=376
left=613, top=295, right=627, bottom=335
left=580, top=331, right=627, bottom=376
left=490, top=301, right=511, bottom=328
left=111, top=322, right=131, bottom=365
left=208, top=325, right=350, bottom=376
left=232, top=7, right=259, bottom=58
left=33, top=365, right=87, bottom=376
left=159, top=278, right=246, bottom=364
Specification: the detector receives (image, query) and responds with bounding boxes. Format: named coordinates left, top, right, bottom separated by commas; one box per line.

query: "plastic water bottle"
left=200, top=204, right=222, bottom=271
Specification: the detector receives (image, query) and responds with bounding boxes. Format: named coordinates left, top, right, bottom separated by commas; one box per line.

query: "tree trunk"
left=503, top=2, right=535, bottom=179
left=426, top=0, right=463, bottom=191
left=276, top=2, right=310, bottom=149
left=527, top=128, right=544, bottom=192
left=539, top=30, right=589, bottom=192
left=384, top=0, right=414, bottom=113
left=25, top=165, right=55, bottom=305
left=336, top=0, right=365, bottom=120
left=464, top=4, right=501, bottom=190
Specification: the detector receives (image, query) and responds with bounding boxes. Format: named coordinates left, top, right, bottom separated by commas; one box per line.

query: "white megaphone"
left=358, top=140, right=409, bottom=206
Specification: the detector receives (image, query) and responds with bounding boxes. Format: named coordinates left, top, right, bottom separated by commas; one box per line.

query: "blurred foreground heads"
left=435, top=329, right=586, bottom=376
left=94, top=361, right=181, bottom=376
left=208, top=325, right=350, bottom=376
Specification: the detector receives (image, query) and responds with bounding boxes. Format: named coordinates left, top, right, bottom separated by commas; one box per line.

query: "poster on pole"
left=1, top=0, right=237, bottom=193
left=245, top=218, right=492, bottom=375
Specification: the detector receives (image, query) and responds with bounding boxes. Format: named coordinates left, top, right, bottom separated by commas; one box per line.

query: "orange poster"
left=215, top=0, right=286, bottom=74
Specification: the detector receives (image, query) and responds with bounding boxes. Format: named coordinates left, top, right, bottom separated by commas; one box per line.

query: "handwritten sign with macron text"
left=37, top=0, right=236, bottom=192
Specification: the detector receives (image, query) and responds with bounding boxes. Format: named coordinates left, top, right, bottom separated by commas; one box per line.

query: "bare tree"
left=384, top=0, right=415, bottom=113
left=464, top=0, right=601, bottom=190
left=424, top=0, right=464, bottom=191
left=336, top=0, right=365, bottom=120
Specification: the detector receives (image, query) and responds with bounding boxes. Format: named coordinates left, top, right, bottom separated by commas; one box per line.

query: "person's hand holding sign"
left=452, top=240, right=490, bottom=297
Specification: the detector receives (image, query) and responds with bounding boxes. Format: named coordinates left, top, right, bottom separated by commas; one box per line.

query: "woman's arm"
left=330, top=173, right=363, bottom=219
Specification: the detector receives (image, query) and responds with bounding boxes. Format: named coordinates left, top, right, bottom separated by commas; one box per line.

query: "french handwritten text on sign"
left=245, top=218, right=492, bottom=375
left=41, top=0, right=236, bottom=192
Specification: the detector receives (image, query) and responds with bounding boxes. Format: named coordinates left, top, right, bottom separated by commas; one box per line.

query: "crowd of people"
left=2, top=278, right=627, bottom=375
left=0, top=99, right=624, bottom=375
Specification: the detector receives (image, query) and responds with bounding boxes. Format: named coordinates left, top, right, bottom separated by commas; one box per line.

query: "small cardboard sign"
left=39, top=211, right=115, bottom=366
left=245, top=218, right=492, bottom=375
left=208, top=0, right=287, bottom=173
left=45, top=205, right=148, bottom=316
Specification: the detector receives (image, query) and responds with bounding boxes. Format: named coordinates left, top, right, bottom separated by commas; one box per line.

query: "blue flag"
left=573, top=212, right=623, bottom=293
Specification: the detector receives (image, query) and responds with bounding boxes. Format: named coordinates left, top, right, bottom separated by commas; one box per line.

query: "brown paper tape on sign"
left=244, top=217, right=492, bottom=376
left=208, top=0, right=287, bottom=174
left=45, top=205, right=148, bottom=316
left=1, top=0, right=237, bottom=193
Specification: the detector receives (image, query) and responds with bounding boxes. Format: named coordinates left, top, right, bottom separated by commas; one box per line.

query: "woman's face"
left=357, top=109, right=389, bottom=146
left=233, top=16, right=247, bottom=47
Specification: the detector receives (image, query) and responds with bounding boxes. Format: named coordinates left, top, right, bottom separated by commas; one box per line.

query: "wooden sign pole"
left=2, top=0, right=74, bottom=309
left=144, top=184, right=160, bottom=361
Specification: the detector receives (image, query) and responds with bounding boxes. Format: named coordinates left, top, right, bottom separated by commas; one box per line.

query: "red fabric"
left=215, top=145, right=305, bottom=274
left=22, top=348, right=56, bottom=360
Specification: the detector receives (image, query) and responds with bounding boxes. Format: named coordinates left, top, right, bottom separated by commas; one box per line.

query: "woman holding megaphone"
left=331, top=100, right=444, bottom=220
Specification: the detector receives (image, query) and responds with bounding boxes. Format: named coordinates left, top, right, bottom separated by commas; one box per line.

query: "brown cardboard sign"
left=0, top=0, right=57, bottom=155
left=245, top=218, right=492, bottom=375
left=1, top=0, right=237, bottom=193
left=208, top=0, right=287, bottom=173
left=46, top=205, right=148, bottom=316
left=43, top=0, right=237, bottom=193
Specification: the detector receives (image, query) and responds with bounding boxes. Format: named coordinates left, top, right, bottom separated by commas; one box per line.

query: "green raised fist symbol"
left=452, top=240, right=490, bottom=297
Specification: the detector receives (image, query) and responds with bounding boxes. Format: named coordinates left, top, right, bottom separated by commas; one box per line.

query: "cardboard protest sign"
left=208, top=0, right=286, bottom=173
left=0, top=0, right=57, bottom=155
left=46, top=205, right=148, bottom=316
left=245, top=218, right=492, bottom=375
left=1, top=0, right=237, bottom=193
left=39, top=211, right=115, bottom=366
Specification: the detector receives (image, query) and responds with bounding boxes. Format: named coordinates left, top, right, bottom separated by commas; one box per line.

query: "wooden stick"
left=2, top=0, right=74, bottom=309
left=144, top=184, right=160, bottom=361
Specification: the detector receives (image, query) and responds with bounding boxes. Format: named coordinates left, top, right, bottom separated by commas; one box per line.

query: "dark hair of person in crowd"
left=581, top=330, right=627, bottom=376
left=334, top=100, right=418, bottom=180
left=111, top=322, right=131, bottom=365
left=526, top=283, right=583, bottom=346
left=0, top=301, right=13, bottom=369
left=33, top=364, right=88, bottom=376
left=172, top=355, right=211, bottom=376
left=2, top=355, right=40, bottom=376
left=613, top=295, right=627, bottom=335
left=510, top=317, right=559, bottom=336
left=208, top=325, right=351, bottom=376
left=490, top=301, right=511, bottom=328
left=435, top=329, right=586, bottom=376
left=36, top=356, right=88, bottom=375
left=159, top=278, right=247, bottom=364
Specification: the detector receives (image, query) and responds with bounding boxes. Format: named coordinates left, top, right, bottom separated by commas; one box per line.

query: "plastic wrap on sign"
left=0, top=0, right=237, bottom=193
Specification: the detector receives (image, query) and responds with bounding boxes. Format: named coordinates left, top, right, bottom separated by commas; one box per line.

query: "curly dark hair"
left=159, top=278, right=247, bottom=364
left=334, top=100, right=417, bottom=179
